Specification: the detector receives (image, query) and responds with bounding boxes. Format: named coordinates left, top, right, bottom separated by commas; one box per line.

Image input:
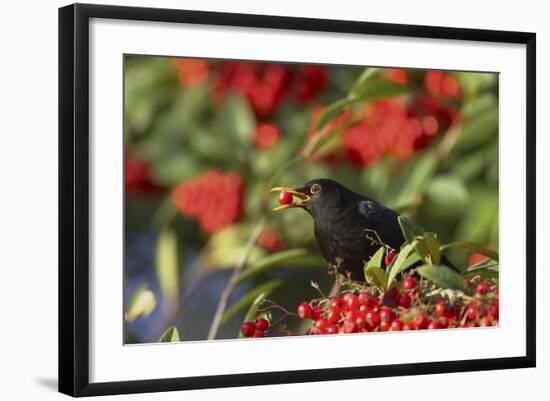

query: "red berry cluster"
left=213, top=62, right=328, bottom=117
left=343, top=99, right=425, bottom=166
left=172, top=170, right=244, bottom=234
left=253, top=122, right=280, bottom=150
left=240, top=318, right=270, bottom=338
left=287, top=276, right=498, bottom=336
left=293, top=65, right=328, bottom=104
left=125, top=152, right=163, bottom=195
left=258, top=229, right=287, bottom=252
left=172, top=58, right=210, bottom=87
left=307, top=69, right=462, bottom=167
left=424, top=70, right=462, bottom=99
left=385, top=68, right=410, bottom=85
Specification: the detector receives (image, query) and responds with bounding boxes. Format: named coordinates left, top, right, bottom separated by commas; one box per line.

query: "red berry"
left=358, top=291, right=373, bottom=307
left=398, top=294, right=411, bottom=308
left=355, top=315, right=368, bottom=331
left=278, top=191, right=293, bottom=205
left=346, top=308, right=360, bottom=322
left=380, top=320, right=391, bottom=332
left=327, top=310, right=341, bottom=324
left=439, top=317, right=450, bottom=329
left=467, top=301, right=481, bottom=321
left=403, top=322, right=416, bottom=331
left=479, top=317, right=492, bottom=327
left=390, top=319, right=404, bottom=331
left=476, top=280, right=488, bottom=296
left=343, top=292, right=360, bottom=311
left=329, top=297, right=344, bottom=313
left=402, top=277, right=417, bottom=292
left=326, top=324, right=339, bottom=335
left=428, top=320, right=443, bottom=330
left=287, top=331, right=296, bottom=336
left=365, top=310, right=381, bottom=328
left=487, top=301, right=499, bottom=321
left=254, top=318, right=269, bottom=332
left=297, top=302, right=313, bottom=319
left=240, top=322, right=255, bottom=337
left=343, top=320, right=359, bottom=334
left=359, top=304, right=370, bottom=315
left=314, top=318, right=329, bottom=334
left=434, top=300, right=449, bottom=318
left=311, top=306, right=322, bottom=321
left=385, top=250, right=397, bottom=266
left=252, top=330, right=265, bottom=338
left=379, top=307, right=394, bottom=322
left=412, top=312, right=429, bottom=329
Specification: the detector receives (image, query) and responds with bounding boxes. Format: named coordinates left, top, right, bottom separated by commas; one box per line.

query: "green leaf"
left=440, top=242, right=499, bottom=262
left=398, top=216, right=425, bottom=244
left=315, top=80, right=409, bottom=131
left=315, top=98, right=350, bottom=132
left=220, top=279, right=282, bottom=326
left=367, top=247, right=385, bottom=269
left=155, top=228, right=179, bottom=301
left=424, top=176, right=469, bottom=218
left=417, top=264, right=472, bottom=294
left=365, top=267, right=388, bottom=290
left=224, top=94, right=255, bottom=147
left=463, top=259, right=499, bottom=280
left=308, top=119, right=357, bottom=158
left=199, top=225, right=266, bottom=271
left=392, top=151, right=438, bottom=207
left=159, top=326, right=180, bottom=342
left=349, top=67, right=380, bottom=96
left=386, top=243, right=417, bottom=286
left=125, top=284, right=156, bottom=322
left=414, top=233, right=441, bottom=265
left=454, top=106, right=499, bottom=153
left=363, top=247, right=387, bottom=289
left=352, top=79, right=410, bottom=100
left=237, top=249, right=325, bottom=284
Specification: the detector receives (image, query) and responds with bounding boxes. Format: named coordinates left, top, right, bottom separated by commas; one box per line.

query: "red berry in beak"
left=278, top=190, right=293, bottom=205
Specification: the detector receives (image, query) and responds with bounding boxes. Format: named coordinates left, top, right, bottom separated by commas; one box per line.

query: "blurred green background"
left=123, top=56, right=498, bottom=343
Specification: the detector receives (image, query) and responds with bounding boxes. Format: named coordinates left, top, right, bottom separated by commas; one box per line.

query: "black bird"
left=271, top=178, right=448, bottom=281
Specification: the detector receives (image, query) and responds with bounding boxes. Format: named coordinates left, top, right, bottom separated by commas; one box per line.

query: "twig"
left=207, top=216, right=267, bottom=340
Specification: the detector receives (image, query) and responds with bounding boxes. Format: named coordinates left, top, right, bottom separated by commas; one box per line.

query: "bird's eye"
left=310, top=183, right=321, bottom=195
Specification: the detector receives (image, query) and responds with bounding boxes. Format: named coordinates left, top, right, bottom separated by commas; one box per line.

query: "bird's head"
left=271, top=178, right=353, bottom=219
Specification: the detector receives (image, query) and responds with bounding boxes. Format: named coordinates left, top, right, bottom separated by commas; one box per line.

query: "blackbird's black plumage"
left=273, top=178, right=449, bottom=281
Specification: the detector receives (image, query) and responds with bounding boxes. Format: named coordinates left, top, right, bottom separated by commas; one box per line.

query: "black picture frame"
left=58, top=3, right=536, bottom=397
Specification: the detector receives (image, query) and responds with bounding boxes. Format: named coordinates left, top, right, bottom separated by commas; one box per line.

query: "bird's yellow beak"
left=270, top=187, right=311, bottom=211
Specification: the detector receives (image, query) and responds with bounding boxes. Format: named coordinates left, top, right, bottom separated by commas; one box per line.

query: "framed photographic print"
left=58, top=3, right=536, bottom=397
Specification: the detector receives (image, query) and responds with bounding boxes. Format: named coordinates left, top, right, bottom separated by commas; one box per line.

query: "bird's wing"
left=357, top=199, right=404, bottom=250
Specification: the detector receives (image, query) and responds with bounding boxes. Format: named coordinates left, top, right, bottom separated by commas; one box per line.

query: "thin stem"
left=207, top=216, right=267, bottom=340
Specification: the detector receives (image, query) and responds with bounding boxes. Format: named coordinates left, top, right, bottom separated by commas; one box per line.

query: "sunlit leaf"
left=125, top=284, right=156, bottom=322
left=386, top=243, right=417, bottom=286
left=159, top=326, right=181, bottom=342
left=414, top=233, right=441, bottom=265
left=156, top=228, right=179, bottom=301
left=349, top=67, right=381, bottom=96
left=363, top=247, right=387, bottom=289
left=199, top=225, right=266, bottom=271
